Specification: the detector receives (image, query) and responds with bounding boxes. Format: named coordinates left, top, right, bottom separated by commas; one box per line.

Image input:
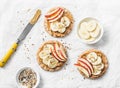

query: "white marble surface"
left=0, top=0, right=120, bottom=88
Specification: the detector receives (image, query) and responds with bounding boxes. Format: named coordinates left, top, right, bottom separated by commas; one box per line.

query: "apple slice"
left=49, top=9, right=64, bottom=22
left=59, top=45, right=67, bottom=59
left=47, top=8, right=62, bottom=20
left=54, top=43, right=66, bottom=61
left=45, top=7, right=64, bottom=22
left=50, top=43, right=66, bottom=62
left=50, top=44, right=65, bottom=62
left=45, top=8, right=60, bottom=18
left=51, top=48, right=63, bottom=62
left=79, top=61, right=91, bottom=76
left=74, top=63, right=90, bottom=77
left=78, top=58, right=93, bottom=74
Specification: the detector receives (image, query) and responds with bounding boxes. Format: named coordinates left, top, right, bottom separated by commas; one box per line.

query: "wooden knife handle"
left=0, top=42, right=18, bottom=67
left=30, top=9, right=41, bottom=24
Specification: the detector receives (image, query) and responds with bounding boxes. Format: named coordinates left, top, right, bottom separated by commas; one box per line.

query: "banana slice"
left=93, top=63, right=104, bottom=70
left=45, top=44, right=54, bottom=49
left=90, top=25, right=101, bottom=38
left=92, top=56, right=102, bottom=65
left=39, top=51, right=50, bottom=59
left=42, top=56, right=50, bottom=65
left=50, top=18, right=68, bottom=33
left=48, top=57, right=58, bottom=68
left=92, top=68, right=101, bottom=75
left=50, top=21, right=59, bottom=31
left=87, top=20, right=97, bottom=32
left=57, top=23, right=66, bottom=33
left=61, top=16, right=70, bottom=27
left=79, top=28, right=90, bottom=40
left=87, top=57, right=96, bottom=64
left=80, top=22, right=87, bottom=30
left=39, top=44, right=54, bottom=59
left=43, top=44, right=54, bottom=53
left=58, top=28, right=66, bottom=33
left=87, top=52, right=97, bottom=62
left=85, top=37, right=96, bottom=42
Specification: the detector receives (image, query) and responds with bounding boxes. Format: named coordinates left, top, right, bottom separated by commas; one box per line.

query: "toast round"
left=44, top=7, right=74, bottom=37
left=37, top=40, right=67, bottom=72
left=78, top=49, right=108, bottom=79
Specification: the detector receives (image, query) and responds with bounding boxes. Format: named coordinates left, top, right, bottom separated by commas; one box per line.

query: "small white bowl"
left=16, top=67, right=40, bottom=88
left=77, top=17, right=104, bottom=44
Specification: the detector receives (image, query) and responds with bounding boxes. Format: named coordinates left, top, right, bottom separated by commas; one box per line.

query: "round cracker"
left=44, top=7, right=74, bottom=37
left=77, top=49, right=108, bottom=79
left=37, top=40, right=67, bottom=72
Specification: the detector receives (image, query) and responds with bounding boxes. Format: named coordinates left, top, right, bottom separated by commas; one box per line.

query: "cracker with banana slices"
left=37, top=40, right=67, bottom=72
left=44, top=7, right=74, bottom=37
left=76, top=49, right=108, bottom=79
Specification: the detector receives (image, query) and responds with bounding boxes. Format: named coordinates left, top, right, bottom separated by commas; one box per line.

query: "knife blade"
left=0, top=9, right=41, bottom=67
left=17, top=23, right=33, bottom=42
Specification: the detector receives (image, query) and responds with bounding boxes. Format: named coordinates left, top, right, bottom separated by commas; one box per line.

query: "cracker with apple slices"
left=44, top=7, right=74, bottom=37
left=37, top=40, right=67, bottom=72
left=75, top=49, right=108, bottom=79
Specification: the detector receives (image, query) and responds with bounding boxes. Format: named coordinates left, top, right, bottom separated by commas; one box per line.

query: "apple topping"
left=74, top=63, right=90, bottom=77
left=45, top=7, right=64, bottom=22
left=51, top=43, right=67, bottom=62
left=45, top=8, right=60, bottom=18
left=74, top=58, right=94, bottom=77
left=78, top=58, right=93, bottom=74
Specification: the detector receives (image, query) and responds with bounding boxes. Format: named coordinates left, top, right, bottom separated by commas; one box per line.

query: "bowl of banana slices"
left=77, top=17, right=104, bottom=44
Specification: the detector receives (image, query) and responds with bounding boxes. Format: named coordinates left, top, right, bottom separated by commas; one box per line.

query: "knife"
left=0, top=9, right=41, bottom=67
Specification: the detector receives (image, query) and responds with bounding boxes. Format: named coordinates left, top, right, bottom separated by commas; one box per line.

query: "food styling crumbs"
left=41, top=32, right=47, bottom=42
left=19, top=68, right=37, bottom=88
left=23, top=43, right=31, bottom=61
left=60, top=40, right=72, bottom=50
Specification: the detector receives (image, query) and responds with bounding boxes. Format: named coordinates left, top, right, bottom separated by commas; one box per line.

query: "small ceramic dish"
left=77, top=17, right=104, bottom=44
left=16, top=67, right=40, bottom=88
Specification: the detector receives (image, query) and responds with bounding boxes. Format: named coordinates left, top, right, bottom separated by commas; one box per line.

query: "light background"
left=0, top=0, right=120, bottom=88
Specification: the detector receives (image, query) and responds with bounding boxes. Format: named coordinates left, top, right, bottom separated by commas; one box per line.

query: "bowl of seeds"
left=16, top=67, right=40, bottom=88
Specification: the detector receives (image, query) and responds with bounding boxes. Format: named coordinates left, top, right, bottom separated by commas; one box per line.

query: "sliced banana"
left=90, top=25, right=101, bottom=38
left=39, top=51, right=50, bottom=59
left=61, top=16, right=70, bottom=27
left=58, top=28, right=66, bottom=33
left=92, top=56, right=102, bottom=65
left=85, top=37, right=96, bottom=42
left=57, top=23, right=66, bottom=33
left=92, top=68, right=101, bottom=75
left=80, top=22, right=87, bottom=30
left=43, top=44, right=53, bottom=53
left=93, top=63, right=104, bottom=70
left=87, top=57, right=96, bottom=64
left=79, top=28, right=90, bottom=39
left=87, top=20, right=97, bottom=32
left=42, top=56, right=50, bottom=65
left=39, top=44, right=54, bottom=59
left=50, top=16, right=69, bottom=33
left=87, top=52, right=98, bottom=62
left=50, top=21, right=59, bottom=31
left=45, top=44, right=54, bottom=49
left=48, top=58, right=58, bottom=68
